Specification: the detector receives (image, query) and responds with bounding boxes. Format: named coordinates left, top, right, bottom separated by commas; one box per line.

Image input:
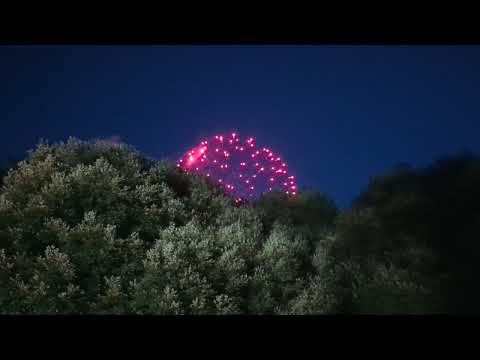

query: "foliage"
left=0, top=139, right=336, bottom=314
left=336, top=154, right=480, bottom=313
left=1, top=139, right=478, bottom=314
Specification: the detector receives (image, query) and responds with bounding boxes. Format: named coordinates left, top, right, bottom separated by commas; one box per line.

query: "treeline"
left=0, top=138, right=478, bottom=314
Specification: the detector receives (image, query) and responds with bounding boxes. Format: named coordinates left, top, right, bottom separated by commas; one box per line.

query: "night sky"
left=1, top=45, right=480, bottom=208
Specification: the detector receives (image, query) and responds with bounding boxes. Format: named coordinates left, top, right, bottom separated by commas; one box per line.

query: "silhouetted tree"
left=336, top=153, right=480, bottom=313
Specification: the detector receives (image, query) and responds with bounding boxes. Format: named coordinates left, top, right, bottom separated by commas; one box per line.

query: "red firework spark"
left=176, top=132, right=298, bottom=202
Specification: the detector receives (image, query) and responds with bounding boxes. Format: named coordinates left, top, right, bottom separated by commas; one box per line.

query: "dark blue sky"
left=1, top=45, right=479, bottom=208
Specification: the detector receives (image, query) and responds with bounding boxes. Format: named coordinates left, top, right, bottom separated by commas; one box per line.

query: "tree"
left=334, top=153, right=480, bottom=313
left=0, top=138, right=339, bottom=314
left=3, top=137, right=473, bottom=314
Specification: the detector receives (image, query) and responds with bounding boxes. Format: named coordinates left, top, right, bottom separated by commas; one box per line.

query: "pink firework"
left=176, top=132, right=298, bottom=202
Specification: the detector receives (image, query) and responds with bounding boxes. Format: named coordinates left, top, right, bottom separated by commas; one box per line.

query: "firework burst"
left=176, top=132, right=297, bottom=203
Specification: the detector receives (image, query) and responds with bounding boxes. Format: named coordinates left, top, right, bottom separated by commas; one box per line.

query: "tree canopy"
left=0, top=139, right=339, bottom=314
left=0, top=139, right=478, bottom=314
